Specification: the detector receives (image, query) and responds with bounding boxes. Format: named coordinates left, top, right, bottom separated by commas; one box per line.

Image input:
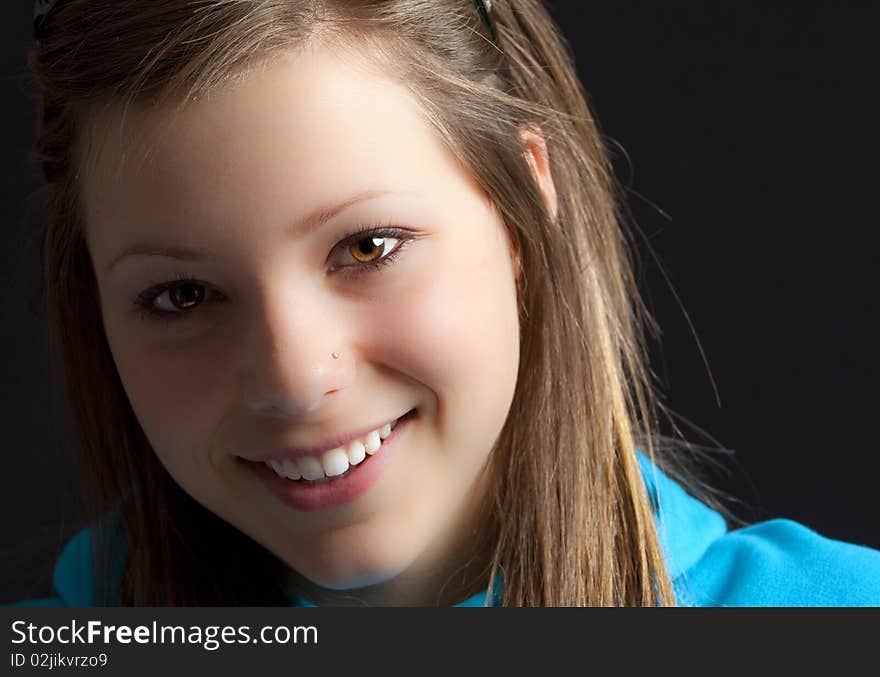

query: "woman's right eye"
left=154, top=281, right=205, bottom=312
left=133, top=277, right=214, bottom=323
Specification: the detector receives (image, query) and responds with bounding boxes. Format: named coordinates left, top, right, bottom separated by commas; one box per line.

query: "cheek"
left=379, top=237, right=520, bottom=430
left=105, top=326, right=229, bottom=472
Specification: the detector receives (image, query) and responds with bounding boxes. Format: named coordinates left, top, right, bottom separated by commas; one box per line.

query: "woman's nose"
left=241, top=293, right=353, bottom=418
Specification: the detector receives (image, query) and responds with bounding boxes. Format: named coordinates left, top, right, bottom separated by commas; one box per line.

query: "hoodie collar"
left=636, top=450, right=728, bottom=579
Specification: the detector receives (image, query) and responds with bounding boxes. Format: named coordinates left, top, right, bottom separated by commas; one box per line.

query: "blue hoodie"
left=10, top=453, right=880, bottom=606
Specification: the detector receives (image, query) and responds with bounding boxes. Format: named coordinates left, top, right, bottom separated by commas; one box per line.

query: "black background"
left=2, top=2, right=878, bottom=604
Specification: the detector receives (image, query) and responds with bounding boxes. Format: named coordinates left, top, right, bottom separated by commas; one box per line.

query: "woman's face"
left=82, top=43, right=521, bottom=597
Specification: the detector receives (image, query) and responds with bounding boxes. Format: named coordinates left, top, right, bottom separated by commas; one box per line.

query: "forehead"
left=80, top=43, right=456, bottom=255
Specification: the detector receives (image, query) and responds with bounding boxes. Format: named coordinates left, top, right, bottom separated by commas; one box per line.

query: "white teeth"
left=347, top=439, right=367, bottom=465
left=298, top=455, right=326, bottom=481
left=264, top=413, right=408, bottom=481
left=280, top=459, right=301, bottom=480
left=364, top=430, right=381, bottom=455
left=322, top=448, right=350, bottom=477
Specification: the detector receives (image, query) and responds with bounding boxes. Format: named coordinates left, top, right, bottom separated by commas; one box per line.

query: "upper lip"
left=245, top=411, right=410, bottom=463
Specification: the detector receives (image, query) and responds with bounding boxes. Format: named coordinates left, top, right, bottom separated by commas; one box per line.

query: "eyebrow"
left=104, top=188, right=396, bottom=275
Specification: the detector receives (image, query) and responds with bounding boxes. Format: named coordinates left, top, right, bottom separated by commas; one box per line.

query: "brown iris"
left=349, top=236, right=386, bottom=264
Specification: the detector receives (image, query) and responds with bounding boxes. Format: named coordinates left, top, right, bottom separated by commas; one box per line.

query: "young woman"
left=14, top=0, right=880, bottom=606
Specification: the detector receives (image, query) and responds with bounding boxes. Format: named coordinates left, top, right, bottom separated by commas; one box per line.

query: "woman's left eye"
left=331, top=225, right=414, bottom=276
left=132, top=225, right=416, bottom=323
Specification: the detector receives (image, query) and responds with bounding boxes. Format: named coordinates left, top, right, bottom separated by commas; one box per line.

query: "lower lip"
left=245, top=410, right=416, bottom=512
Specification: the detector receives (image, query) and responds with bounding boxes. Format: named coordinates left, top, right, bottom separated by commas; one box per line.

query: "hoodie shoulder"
left=10, top=509, right=126, bottom=608
left=675, top=518, right=880, bottom=606
left=637, top=451, right=880, bottom=606
left=6, top=527, right=97, bottom=608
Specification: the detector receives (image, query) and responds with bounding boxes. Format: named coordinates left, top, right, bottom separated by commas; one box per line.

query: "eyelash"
left=132, top=219, right=414, bottom=323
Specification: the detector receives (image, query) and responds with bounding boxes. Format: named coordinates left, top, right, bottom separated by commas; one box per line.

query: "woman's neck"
left=285, top=542, right=495, bottom=607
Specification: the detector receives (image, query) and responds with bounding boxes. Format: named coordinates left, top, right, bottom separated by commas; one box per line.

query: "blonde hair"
left=28, top=0, right=732, bottom=605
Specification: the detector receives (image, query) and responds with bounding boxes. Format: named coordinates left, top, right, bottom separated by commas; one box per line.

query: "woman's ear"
left=517, top=123, right=558, bottom=222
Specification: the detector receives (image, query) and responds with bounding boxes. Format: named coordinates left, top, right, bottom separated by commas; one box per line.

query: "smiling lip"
left=245, top=411, right=411, bottom=462
left=246, top=409, right=416, bottom=511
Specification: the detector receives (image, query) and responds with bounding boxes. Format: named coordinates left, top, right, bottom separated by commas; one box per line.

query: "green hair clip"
left=470, top=0, right=498, bottom=42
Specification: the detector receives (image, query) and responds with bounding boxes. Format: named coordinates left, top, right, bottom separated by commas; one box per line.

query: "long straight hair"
left=28, top=0, right=731, bottom=605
